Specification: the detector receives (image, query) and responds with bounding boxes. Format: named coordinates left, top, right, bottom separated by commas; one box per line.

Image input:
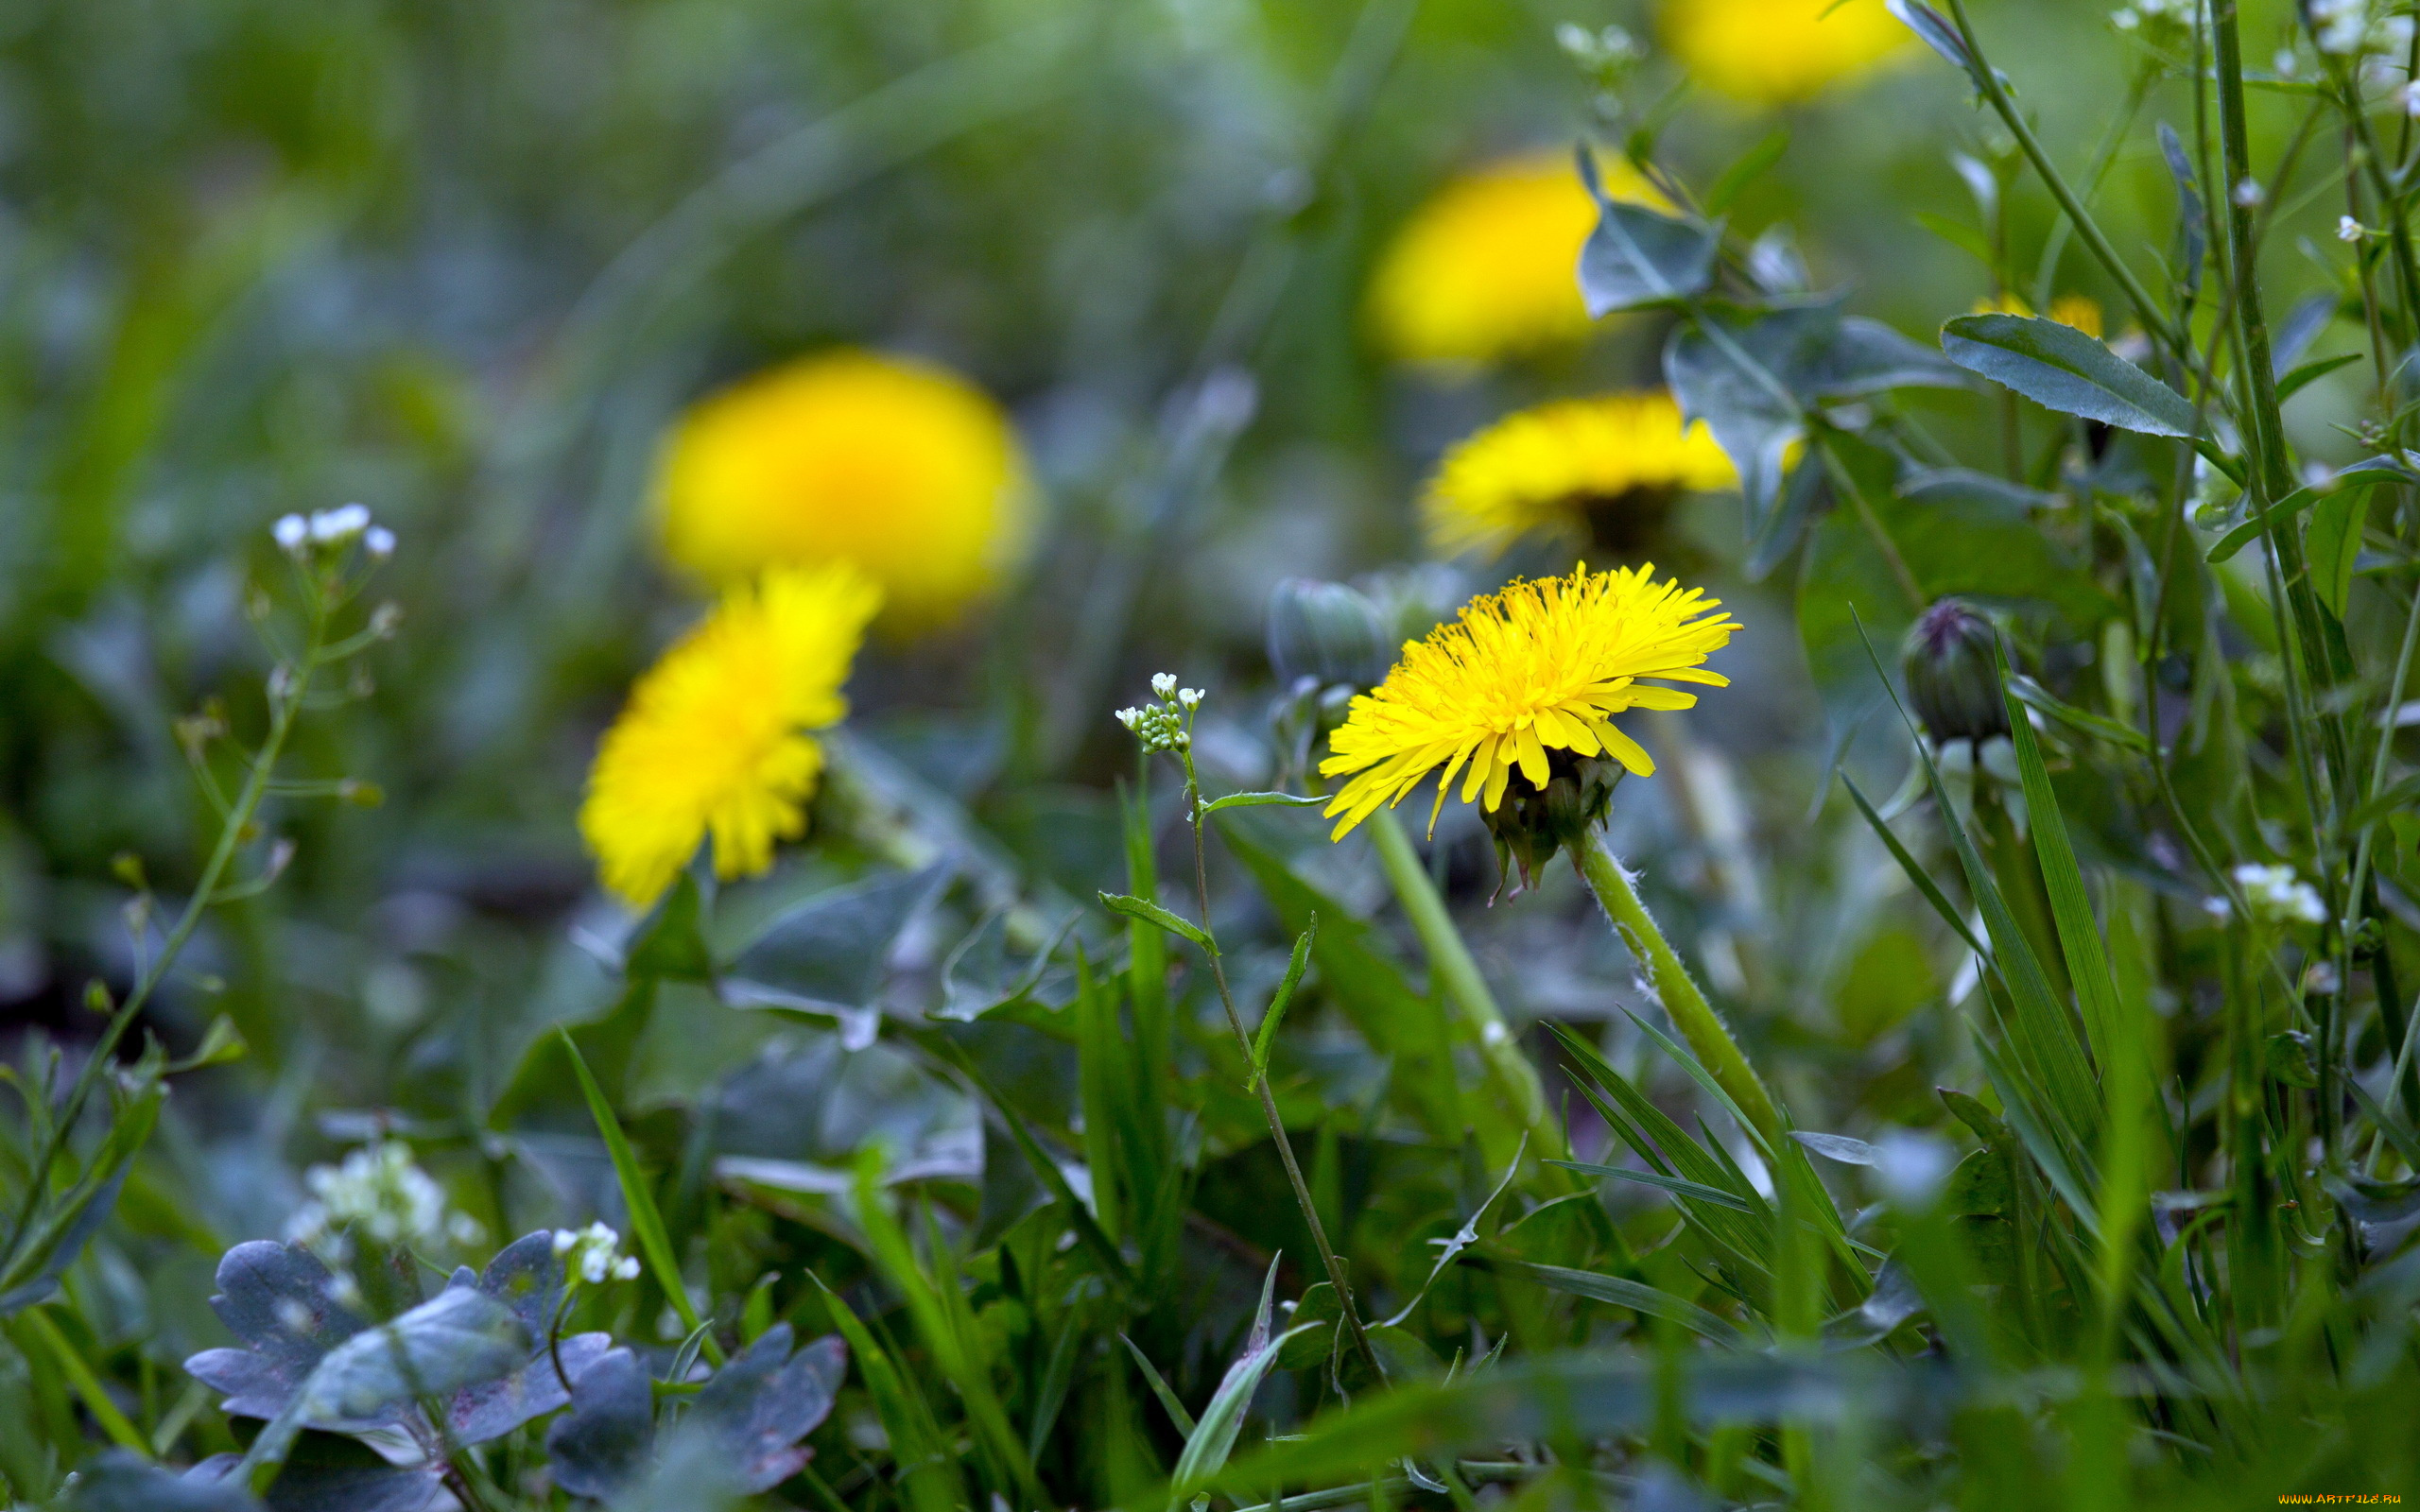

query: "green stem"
left=1575, top=833, right=1782, bottom=1146
left=1182, top=754, right=1380, bottom=1379
left=1365, top=809, right=1548, bottom=1139
left=0, top=577, right=328, bottom=1276
left=1944, top=0, right=2189, bottom=363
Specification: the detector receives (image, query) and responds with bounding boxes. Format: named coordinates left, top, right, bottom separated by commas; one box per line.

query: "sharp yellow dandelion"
left=1319, top=563, right=1739, bottom=841
left=1661, top=0, right=1909, bottom=104
left=1424, top=392, right=1737, bottom=559
left=580, top=564, right=881, bottom=910
left=1367, top=153, right=1671, bottom=365
left=655, top=350, right=1029, bottom=625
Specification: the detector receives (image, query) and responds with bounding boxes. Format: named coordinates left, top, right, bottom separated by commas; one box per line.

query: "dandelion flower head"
left=1367, top=153, right=1670, bottom=366
left=1424, top=392, right=1736, bottom=559
left=1661, top=0, right=1910, bottom=104
left=1320, top=563, right=1738, bottom=839
left=656, top=350, right=1028, bottom=625
left=580, top=564, right=881, bottom=909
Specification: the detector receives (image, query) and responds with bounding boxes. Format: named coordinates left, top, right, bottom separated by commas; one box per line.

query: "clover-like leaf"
left=444, top=1229, right=616, bottom=1444
left=684, top=1324, right=848, bottom=1493
left=183, top=1242, right=372, bottom=1426
left=545, top=1346, right=656, bottom=1500
left=723, top=867, right=949, bottom=1036
left=67, top=1452, right=264, bottom=1512
left=291, top=1282, right=528, bottom=1426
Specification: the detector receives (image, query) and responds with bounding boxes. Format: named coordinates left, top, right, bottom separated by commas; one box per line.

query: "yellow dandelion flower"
left=655, top=350, right=1029, bottom=625
left=1366, top=153, right=1672, bottom=365
left=1970, top=292, right=2106, bottom=339
left=580, top=564, right=881, bottom=909
left=1319, top=563, right=1739, bottom=841
left=1423, top=392, right=1737, bottom=559
left=1661, top=0, right=1909, bottom=104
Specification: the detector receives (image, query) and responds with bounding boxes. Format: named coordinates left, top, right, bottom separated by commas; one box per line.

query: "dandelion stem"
left=1182, top=753, right=1381, bottom=1379
left=1575, top=833, right=1782, bottom=1146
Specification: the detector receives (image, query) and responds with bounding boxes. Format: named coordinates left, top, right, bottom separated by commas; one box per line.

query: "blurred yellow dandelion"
left=580, top=564, right=881, bottom=909
left=655, top=350, right=1028, bottom=625
left=1423, top=392, right=1737, bottom=558
left=1662, top=0, right=1910, bottom=104
left=1366, top=153, right=1671, bottom=365
left=1319, top=563, right=1738, bottom=839
left=1972, top=291, right=2105, bottom=339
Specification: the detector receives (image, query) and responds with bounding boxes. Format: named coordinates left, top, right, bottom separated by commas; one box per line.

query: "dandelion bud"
left=1902, top=599, right=2010, bottom=747
left=1267, top=578, right=1386, bottom=690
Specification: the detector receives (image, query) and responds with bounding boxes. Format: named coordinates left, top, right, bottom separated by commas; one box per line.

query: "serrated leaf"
left=1940, top=312, right=2197, bottom=436
left=183, top=1243, right=371, bottom=1426
left=290, top=1284, right=527, bottom=1426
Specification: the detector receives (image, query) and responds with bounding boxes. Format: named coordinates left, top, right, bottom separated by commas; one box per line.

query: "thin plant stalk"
left=1574, top=833, right=1782, bottom=1146
left=1176, top=745, right=1381, bottom=1378
left=0, top=566, right=337, bottom=1277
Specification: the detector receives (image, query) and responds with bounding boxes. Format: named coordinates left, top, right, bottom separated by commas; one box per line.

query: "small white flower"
left=1115, top=708, right=1143, bottom=731
left=2273, top=49, right=2299, bottom=77
left=2232, top=862, right=2326, bottom=926
left=2304, top=960, right=2342, bottom=995
left=308, top=503, right=372, bottom=544
left=364, top=525, right=396, bottom=559
left=2232, top=177, right=2264, bottom=208
left=2111, top=8, right=2140, bottom=30
left=2340, top=215, right=2366, bottom=242
left=1178, top=687, right=1203, bottom=711
left=286, top=1139, right=462, bottom=1258
left=1150, top=672, right=1177, bottom=700
left=272, top=514, right=309, bottom=552
left=552, top=1221, right=636, bottom=1289
left=2403, top=80, right=2420, bottom=115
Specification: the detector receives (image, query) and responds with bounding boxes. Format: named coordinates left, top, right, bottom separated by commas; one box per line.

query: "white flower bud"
left=365, top=525, right=396, bottom=558
left=272, top=514, right=309, bottom=552
left=2340, top=215, right=2365, bottom=242
left=1179, top=687, right=1203, bottom=710
left=2231, top=178, right=2264, bottom=208
left=1150, top=672, right=1177, bottom=700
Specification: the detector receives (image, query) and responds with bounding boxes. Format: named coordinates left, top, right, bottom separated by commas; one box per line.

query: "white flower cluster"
left=285, top=1141, right=481, bottom=1263
left=2308, top=0, right=2412, bottom=57
left=2232, top=863, right=2327, bottom=927
left=552, top=1221, right=641, bottom=1285
left=1115, top=672, right=1202, bottom=754
left=2109, top=0, right=2197, bottom=39
left=272, top=503, right=395, bottom=559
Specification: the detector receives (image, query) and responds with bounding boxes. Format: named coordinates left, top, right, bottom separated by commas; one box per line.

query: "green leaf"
left=2308, top=486, right=2372, bottom=620
left=1940, top=313, right=2197, bottom=436
left=1247, top=918, right=1316, bottom=1092
left=1547, top=1160, right=1758, bottom=1213
left=1841, top=774, right=1989, bottom=958
left=2005, top=674, right=2153, bottom=752
left=559, top=1029, right=719, bottom=1364
left=2276, top=351, right=2362, bottom=402
left=1097, top=891, right=1216, bottom=954
left=1912, top=211, right=1996, bottom=268
left=810, top=1277, right=964, bottom=1512
left=1481, top=1257, right=1755, bottom=1349
left=1200, top=790, right=1326, bottom=816
left=2205, top=458, right=2406, bottom=563
left=1576, top=147, right=1717, bottom=314
left=1119, top=1334, right=1196, bottom=1437
left=1705, top=127, right=1790, bottom=215
left=623, top=871, right=714, bottom=982
left=1168, top=1260, right=1313, bottom=1507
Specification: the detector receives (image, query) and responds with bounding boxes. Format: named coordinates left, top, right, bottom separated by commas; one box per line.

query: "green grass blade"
left=1120, top=1332, right=1198, bottom=1436
left=1998, top=648, right=2126, bottom=1071
left=558, top=1027, right=720, bottom=1366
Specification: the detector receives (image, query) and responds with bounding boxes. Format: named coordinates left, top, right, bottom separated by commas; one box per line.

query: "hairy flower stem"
left=1576, top=833, right=1782, bottom=1146
left=1366, top=811, right=1548, bottom=1143
left=0, top=580, right=330, bottom=1279
left=1181, top=753, right=1380, bottom=1378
